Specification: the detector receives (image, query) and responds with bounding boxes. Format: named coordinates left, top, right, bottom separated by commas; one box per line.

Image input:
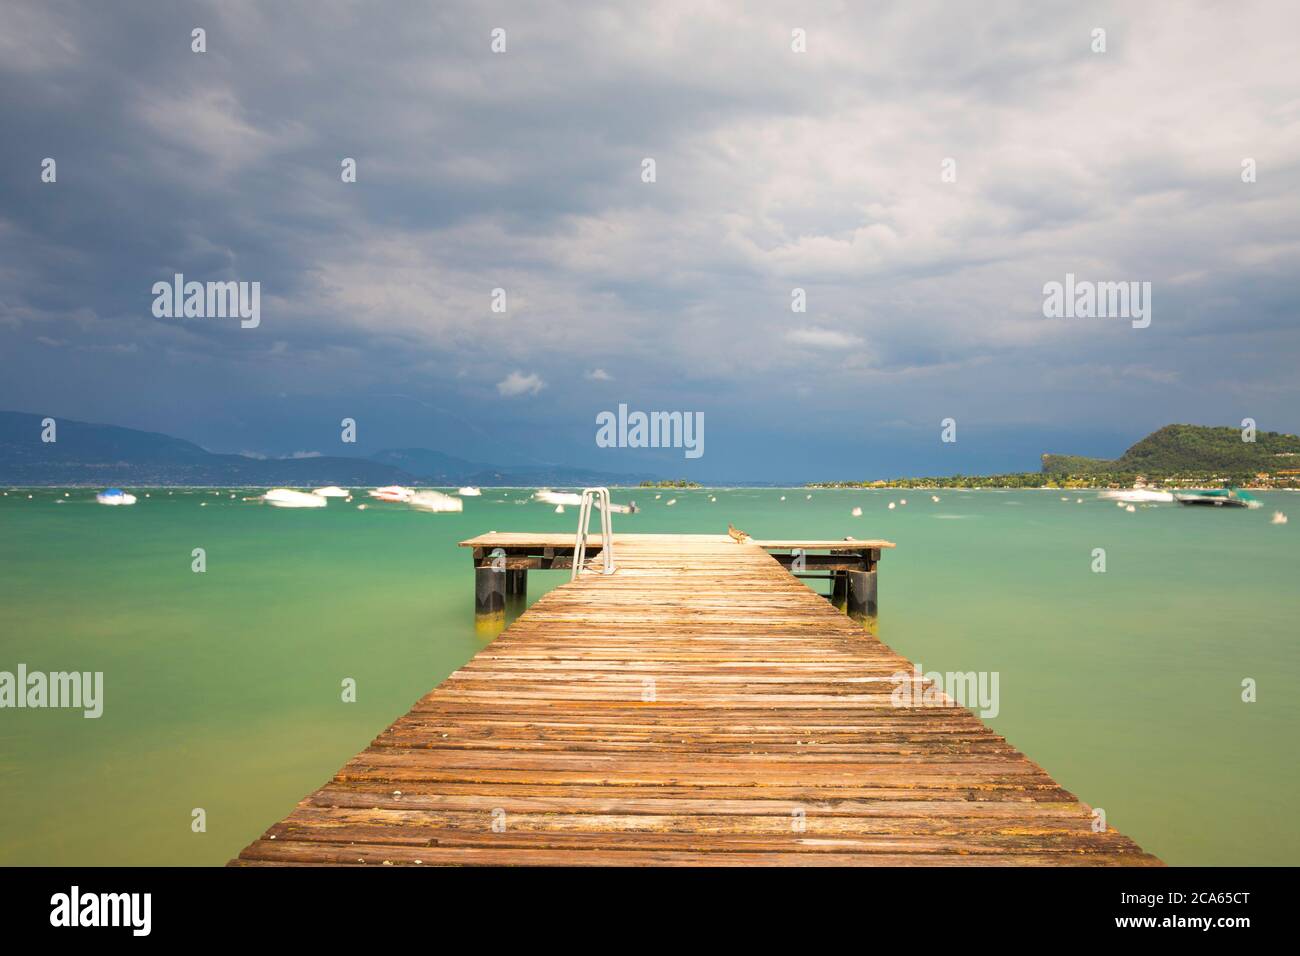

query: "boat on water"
left=311, top=486, right=350, bottom=498
left=1099, top=488, right=1175, bottom=504
left=408, top=490, right=463, bottom=513
left=457, top=486, right=482, bottom=497
left=533, top=489, right=638, bottom=514
left=95, top=488, right=137, bottom=506
left=1174, top=488, right=1261, bottom=509
left=368, top=485, right=415, bottom=503
left=263, top=488, right=328, bottom=508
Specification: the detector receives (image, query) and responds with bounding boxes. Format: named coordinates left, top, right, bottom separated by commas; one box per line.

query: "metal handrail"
left=572, top=487, right=617, bottom=580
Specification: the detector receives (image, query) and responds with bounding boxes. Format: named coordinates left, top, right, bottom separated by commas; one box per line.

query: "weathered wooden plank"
left=235, top=841, right=1160, bottom=868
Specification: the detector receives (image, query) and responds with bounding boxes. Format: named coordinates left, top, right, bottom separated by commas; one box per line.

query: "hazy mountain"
left=0, top=411, right=654, bottom=487
left=370, top=447, right=656, bottom=486
left=370, top=447, right=490, bottom=483
left=0, top=410, right=418, bottom=485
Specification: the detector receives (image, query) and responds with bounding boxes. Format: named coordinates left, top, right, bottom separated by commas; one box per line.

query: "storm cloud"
left=1, top=0, right=1297, bottom=479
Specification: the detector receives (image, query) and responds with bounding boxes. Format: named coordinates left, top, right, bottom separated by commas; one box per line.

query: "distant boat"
left=408, top=490, right=463, bottom=513
left=264, top=488, right=327, bottom=508
left=537, top=489, right=587, bottom=508
left=369, top=486, right=414, bottom=503
left=1100, top=488, right=1174, bottom=504
left=1174, top=488, right=1261, bottom=509
left=96, top=488, right=137, bottom=506
left=534, top=490, right=636, bottom=514
left=312, top=486, right=350, bottom=498
left=457, top=487, right=482, bottom=497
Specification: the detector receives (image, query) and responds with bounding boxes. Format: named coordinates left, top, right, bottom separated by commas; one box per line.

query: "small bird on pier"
left=727, top=523, right=753, bottom=544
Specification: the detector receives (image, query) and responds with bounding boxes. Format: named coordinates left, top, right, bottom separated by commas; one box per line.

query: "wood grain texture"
left=231, top=535, right=1159, bottom=867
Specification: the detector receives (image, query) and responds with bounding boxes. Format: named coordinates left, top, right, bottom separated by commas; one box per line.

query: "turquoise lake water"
left=1, top=487, right=1296, bottom=865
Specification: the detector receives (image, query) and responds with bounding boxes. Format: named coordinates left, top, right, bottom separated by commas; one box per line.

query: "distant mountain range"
left=368, top=447, right=657, bottom=487
left=1040, top=424, right=1300, bottom=476
left=0, top=410, right=656, bottom=487
left=11, top=412, right=1289, bottom=489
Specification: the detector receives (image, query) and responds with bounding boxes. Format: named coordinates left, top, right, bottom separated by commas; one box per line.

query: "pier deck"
left=232, top=533, right=1159, bottom=866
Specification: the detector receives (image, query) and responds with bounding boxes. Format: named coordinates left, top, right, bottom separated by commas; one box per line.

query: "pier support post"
left=504, top=568, right=528, bottom=616
left=475, top=565, right=506, bottom=635
left=831, top=571, right=848, bottom=610
left=505, top=568, right=527, bottom=599
left=846, top=569, right=878, bottom=632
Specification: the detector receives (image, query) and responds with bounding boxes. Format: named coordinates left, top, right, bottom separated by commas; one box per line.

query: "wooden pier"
left=231, top=533, right=1159, bottom=866
left=464, top=532, right=888, bottom=632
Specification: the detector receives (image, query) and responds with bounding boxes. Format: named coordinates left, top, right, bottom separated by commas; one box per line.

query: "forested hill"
left=1041, top=424, right=1300, bottom=475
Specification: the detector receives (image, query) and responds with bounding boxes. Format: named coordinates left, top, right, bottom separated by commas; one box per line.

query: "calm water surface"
left=1, top=487, right=1296, bottom=865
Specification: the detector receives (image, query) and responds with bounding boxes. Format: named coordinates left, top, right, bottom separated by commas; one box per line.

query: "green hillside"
left=1042, top=424, right=1300, bottom=476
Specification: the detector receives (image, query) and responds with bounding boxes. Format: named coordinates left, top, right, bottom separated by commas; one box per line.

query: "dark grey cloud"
left=1, top=0, right=1297, bottom=479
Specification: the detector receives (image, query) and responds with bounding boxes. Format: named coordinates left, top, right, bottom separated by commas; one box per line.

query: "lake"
left=1, top=487, right=1296, bottom=865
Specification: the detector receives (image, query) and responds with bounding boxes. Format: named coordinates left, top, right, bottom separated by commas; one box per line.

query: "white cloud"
left=585, top=368, right=612, bottom=381
left=0, top=2, right=79, bottom=73
left=785, top=327, right=864, bottom=350
left=133, top=86, right=307, bottom=183
left=496, top=371, right=546, bottom=397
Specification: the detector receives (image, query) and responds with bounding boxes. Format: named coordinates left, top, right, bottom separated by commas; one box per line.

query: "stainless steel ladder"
left=572, top=487, right=617, bottom=580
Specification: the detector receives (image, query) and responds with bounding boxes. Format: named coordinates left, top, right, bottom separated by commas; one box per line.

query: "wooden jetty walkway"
left=232, top=533, right=1159, bottom=866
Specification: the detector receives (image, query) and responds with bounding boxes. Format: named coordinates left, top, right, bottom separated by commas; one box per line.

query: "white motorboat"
left=369, top=485, right=415, bottom=503
left=533, top=489, right=637, bottom=514
left=95, top=488, right=137, bottom=506
left=264, top=488, right=327, bottom=508
left=408, top=490, right=464, bottom=513
left=1099, top=488, right=1175, bottom=504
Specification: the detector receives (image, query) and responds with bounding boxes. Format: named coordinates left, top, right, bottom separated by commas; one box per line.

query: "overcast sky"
left=2, top=0, right=1297, bottom=480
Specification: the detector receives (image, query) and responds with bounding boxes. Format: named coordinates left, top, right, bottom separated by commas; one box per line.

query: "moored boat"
left=1099, top=488, right=1174, bottom=504
left=95, top=488, right=137, bottom=506
left=369, top=485, right=415, bottom=503
left=408, top=490, right=464, bottom=512
left=263, top=488, right=327, bottom=508
left=1174, top=488, right=1261, bottom=509
left=534, top=489, right=637, bottom=514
